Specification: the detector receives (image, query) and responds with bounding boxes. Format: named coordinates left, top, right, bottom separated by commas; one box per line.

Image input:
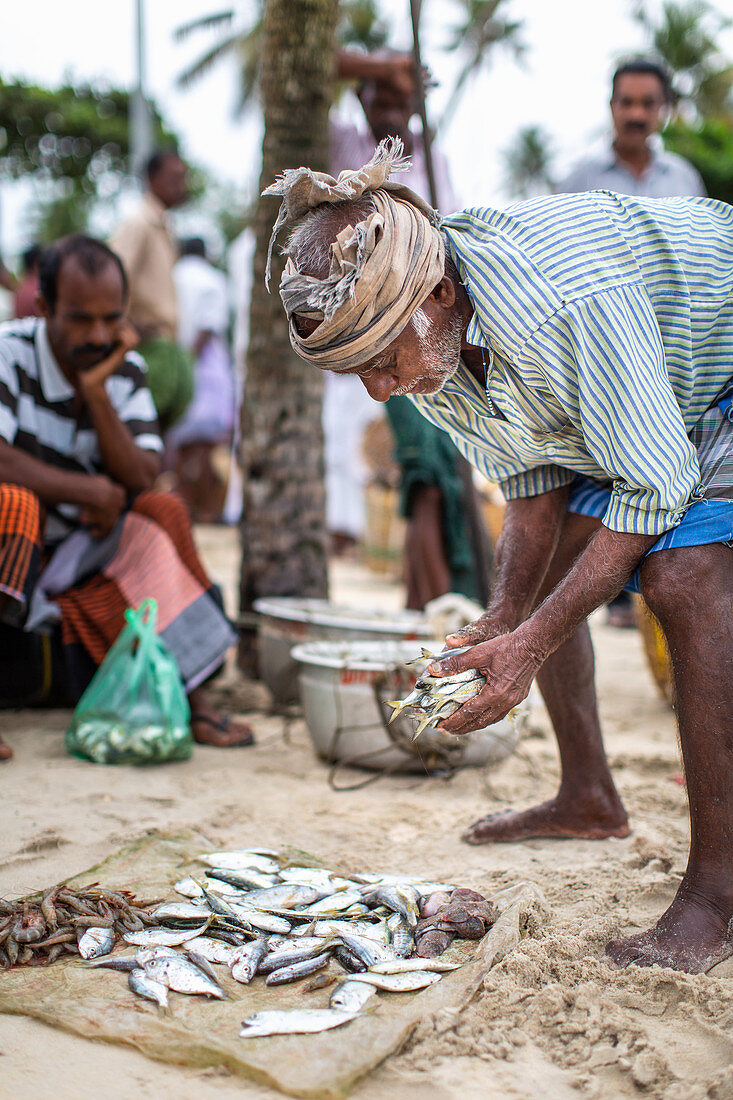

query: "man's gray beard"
left=393, top=312, right=464, bottom=397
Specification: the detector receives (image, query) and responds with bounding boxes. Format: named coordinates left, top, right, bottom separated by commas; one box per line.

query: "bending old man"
left=264, top=141, right=733, bottom=975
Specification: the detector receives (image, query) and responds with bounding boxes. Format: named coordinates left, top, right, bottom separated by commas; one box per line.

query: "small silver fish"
left=129, top=968, right=170, bottom=1011
left=230, top=936, right=269, bottom=984
left=205, top=868, right=279, bottom=891
left=123, top=923, right=210, bottom=948
left=181, top=936, right=239, bottom=965
left=344, top=970, right=441, bottom=992
left=241, top=884, right=322, bottom=910
left=239, top=1009, right=360, bottom=1037
left=300, top=891, right=364, bottom=917
left=329, top=979, right=376, bottom=1012
left=196, top=851, right=280, bottom=874
left=144, top=955, right=227, bottom=999
left=85, top=954, right=139, bottom=971
left=259, top=939, right=330, bottom=974
left=174, top=876, right=241, bottom=899
left=387, top=914, right=414, bottom=958
left=369, top=957, right=462, bottom=974
left=333, top=932, right=395, bottom=969
left=265, top=951, right=332, bottom=986
left=77, top=927, right=115, bottom=959
left=364, top=885, right=420, bottom=929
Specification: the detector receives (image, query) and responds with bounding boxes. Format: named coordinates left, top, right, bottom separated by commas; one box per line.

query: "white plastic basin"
left=253, top=597, right=434, bottom=704
left=291, top=639, right=527, bottom=774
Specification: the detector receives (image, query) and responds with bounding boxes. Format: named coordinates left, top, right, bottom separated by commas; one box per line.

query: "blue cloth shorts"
left=567, top=383, right=733, bottom=594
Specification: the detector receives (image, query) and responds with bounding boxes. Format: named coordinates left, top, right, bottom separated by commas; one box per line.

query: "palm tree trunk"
left=238, top=0, right=338, bottom=673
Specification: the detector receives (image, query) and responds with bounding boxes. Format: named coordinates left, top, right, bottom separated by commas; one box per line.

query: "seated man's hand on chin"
left=79, top=475, right=127, bottom=539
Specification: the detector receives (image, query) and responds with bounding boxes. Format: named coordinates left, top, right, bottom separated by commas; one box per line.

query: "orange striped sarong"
left=0, top=484, right=43, bottom=618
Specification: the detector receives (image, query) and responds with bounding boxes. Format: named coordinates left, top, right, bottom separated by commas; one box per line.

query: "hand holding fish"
left=428, top=628, right=542, bottom=735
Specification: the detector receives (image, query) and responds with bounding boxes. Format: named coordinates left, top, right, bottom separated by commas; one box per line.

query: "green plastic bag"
left=65, top=599, right=193, bottom=765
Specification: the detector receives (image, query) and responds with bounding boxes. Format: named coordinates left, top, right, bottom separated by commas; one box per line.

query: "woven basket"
left=363, top=483, right=406, bottom=577
left=635, top=595, right=675, bottom=707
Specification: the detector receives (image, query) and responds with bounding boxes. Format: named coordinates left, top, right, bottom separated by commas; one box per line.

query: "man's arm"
left=450, top=485, right=570, bottom=643
left=435, top=524, right=656, bottom=732
left=76, top=321, right=160, bottom=493
left=0, top=439, right=126, bottom=537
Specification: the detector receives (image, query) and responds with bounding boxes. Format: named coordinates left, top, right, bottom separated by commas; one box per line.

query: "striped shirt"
left=412, top=190, right=733, bottom=537
left=0, top=317, right=162, bottom=544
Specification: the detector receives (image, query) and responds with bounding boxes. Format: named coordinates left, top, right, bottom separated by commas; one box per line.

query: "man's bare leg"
left=464, top=512, right=629, bottom=843
left=606, top=543, right=733, bottom=973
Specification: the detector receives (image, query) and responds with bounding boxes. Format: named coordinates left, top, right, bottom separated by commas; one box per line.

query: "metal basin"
left=253, top=598, right=434, bottom=704
left=291, top=639, right=527, bottom=774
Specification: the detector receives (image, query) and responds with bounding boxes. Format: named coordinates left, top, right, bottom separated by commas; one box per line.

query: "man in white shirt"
left=169, top=239, right=235, bottom=522
left=557, top=58, right=705, bottom=198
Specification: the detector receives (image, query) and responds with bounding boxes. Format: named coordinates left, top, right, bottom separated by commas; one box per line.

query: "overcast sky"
left=0, top=0, right=728, bottom=254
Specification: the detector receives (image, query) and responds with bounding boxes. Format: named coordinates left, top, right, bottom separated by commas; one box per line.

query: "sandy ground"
left=1, top=526, right=731, bottom=1100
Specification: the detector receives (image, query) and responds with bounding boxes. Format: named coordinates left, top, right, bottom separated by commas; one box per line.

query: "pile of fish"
left=0, top=883, right=161, bottom=968
left=85, top=847, right=499, bottom=1037
left=387, top=647, right=487, bottom=737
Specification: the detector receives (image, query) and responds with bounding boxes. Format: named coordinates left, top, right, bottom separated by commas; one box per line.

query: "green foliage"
left=663, top=116, right=733, bottom=202
left=0, top=77, right=179, bottom=243
left=502, top=124, right=554, bottom=198
left=632, top=1, right=733, bottom=116
left=338, top=0, right=390, bottom=52
left=440, top=0, right=526, bottom=130
left=0, top=77, right=176, bottom=188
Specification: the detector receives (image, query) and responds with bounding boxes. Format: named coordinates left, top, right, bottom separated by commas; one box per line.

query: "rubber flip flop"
left=190, top=713, right=255, bottom=748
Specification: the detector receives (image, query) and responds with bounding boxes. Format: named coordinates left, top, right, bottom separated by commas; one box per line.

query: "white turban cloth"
left=263, top=139, right=446, bottom=372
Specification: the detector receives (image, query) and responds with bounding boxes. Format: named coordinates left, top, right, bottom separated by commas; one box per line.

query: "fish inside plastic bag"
left=65, top=599, right=192, bottom=765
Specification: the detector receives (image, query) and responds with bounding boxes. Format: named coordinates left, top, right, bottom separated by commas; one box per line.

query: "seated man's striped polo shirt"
left=0, top=316, right=162, bottom=545
left=412, top=190, right=733, bottom=538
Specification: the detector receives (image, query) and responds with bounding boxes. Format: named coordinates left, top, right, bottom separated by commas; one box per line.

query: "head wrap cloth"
left=262, top=139, right=445, bottom=372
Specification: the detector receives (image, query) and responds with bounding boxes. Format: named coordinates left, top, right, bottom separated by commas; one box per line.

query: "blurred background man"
left=168, top=237, right=235, bottom=523
left=111, top=149, right=194, bottom=431
left=557, top=58, right=705, bottom=198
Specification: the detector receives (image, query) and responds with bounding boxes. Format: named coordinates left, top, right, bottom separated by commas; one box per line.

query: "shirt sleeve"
left=0, top=344, right=19, bottom=444
left=521, top=284, right=704, bottom=536
left=499, top=466, right=576, bottom=500
left=104, top=353, right=163, bottom=453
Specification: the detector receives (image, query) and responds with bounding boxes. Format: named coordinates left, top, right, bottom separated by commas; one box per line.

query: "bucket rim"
left=253, top=597, right=433, bottom=636
left=291, top=638, right=444, bottom=672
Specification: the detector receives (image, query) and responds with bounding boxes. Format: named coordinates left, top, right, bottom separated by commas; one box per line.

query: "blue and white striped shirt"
left=412, top=190, right=733, bottom=537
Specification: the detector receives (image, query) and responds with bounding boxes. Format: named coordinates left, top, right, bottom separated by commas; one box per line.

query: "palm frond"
left=173, top=9, right=235, bottom=44
left=176, top=33, right=241, bottom=88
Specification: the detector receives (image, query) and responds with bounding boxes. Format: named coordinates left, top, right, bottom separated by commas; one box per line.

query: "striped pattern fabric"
left=0, top=317, right=162, bottom=544
left=412, top=190, right=733, bottom=536
left=0, top=483, right=42, bottom=616
left=50, top=490, right=236, bottom=696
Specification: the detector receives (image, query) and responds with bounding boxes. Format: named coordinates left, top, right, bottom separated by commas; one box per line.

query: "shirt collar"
left=35, top=319, right=75, bottom=402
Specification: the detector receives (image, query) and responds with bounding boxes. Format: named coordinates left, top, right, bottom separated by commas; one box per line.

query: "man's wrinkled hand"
left=79, top=475, right=126, bottom=538
left=444, top=611, right=516, bottom=650
left=78, top=319, right=139, bottom=394
left=429, top=631, right=541, bottom=735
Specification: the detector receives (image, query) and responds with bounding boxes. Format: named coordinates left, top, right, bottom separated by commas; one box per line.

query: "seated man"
left=0, top=235, right=253, bottom=760
left=262, top=143, right=732, bottom=974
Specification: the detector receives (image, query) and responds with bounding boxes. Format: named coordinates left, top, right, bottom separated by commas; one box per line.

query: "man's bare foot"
left=463, top=792, right=630, bottom=844
left=0, top=734, right=12, bottom=762
left=605, top=884, right=733, bottom=974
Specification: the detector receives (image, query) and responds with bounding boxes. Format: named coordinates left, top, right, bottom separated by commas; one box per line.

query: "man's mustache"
left=623, top=121, right=649, bottom=131
left=73, top=344, right=114, bottom=358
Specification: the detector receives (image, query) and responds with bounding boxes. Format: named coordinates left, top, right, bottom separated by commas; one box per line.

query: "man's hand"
left=79, top=475, right=126, bottom=539
left=78, top=320, right=139, bottom=395
left=428, top=629, right=541, bottom=734
left=444, top=610, right=516, bottom=649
